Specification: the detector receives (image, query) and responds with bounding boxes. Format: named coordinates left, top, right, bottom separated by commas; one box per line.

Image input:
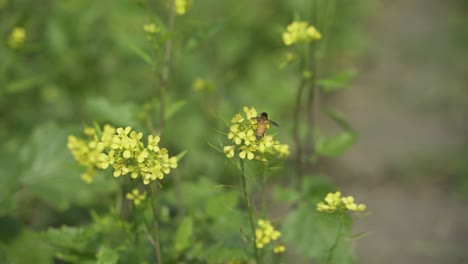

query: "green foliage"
left=0, top=0, right=373, bottom=263
left=277, top=176, right=354, bottom=263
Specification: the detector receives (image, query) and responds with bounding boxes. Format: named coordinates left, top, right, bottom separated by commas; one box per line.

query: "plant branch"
left=240, top=158, right=262, bottom=264
left=149, top=183, right=162, bottom=264
left=159, top=0, right=176, bottom=134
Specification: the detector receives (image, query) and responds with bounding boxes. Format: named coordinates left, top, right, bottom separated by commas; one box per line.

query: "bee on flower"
left=221, top=106, right=290, bottom=161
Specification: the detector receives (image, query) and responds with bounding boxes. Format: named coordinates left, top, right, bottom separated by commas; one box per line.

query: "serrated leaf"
left=315, top=132, right=357, bottom=158
left=174, top=217, right=193, bottom=252
left=319, top=69, right=357, bottom=93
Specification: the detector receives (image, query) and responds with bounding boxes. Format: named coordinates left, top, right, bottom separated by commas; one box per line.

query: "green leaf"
left=19, top=123, right=117, bottom=211
left=0, top=229, right=54, bottom=264
left=175, top=150, right=188, bottom=161
left=174, top=217, right=194, bottom=252
left=0, top=146, right=21, bottom=216
left=325, top=108, right=354, bottom=132
left=273, top=186, right=300, bottom=203
left=319, top=69, right=357, bottom=93
left=86, top=97, right=140, bottom=128
left=315, top=132, right=357, bottom=158
left=204, top=192, right=238, bottom=218
left=165, top=99, right=186, bottom=121
left=97, top=246, right=119, bottom=264
left=283, top=203, right=354, bottom=263
left=349, top=231, right=373, bottom=240
left=5, top=76, right=44, bottom=94
left=128, top=44, right=152, bottom=64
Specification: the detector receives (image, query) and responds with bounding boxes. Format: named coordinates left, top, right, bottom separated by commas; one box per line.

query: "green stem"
left=149, top=184, right=162, bottom=264
left=159, top=0, right=176, bottom=134
left=293, top=45, right=310, bottom=189
left=239, top=158, right=262, bottom=264
left=327, top=214, right=344, bottom=264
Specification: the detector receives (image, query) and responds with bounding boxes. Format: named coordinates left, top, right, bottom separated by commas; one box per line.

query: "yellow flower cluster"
left=255, top=220, right=286, bottom=254
left=282, top=21, right=321, bottom=46
left=316, top=191, right=366, bottom=213
left=8, top=27, right=26, bottom=49
left=126, top=189, right=147, bottom=206
left=175, top=0, right=190, bottom=15
left=143, top=23, right=159, bottom=34
left=223, top=107, right=290, bottom=161
left=67, top=125, right=178, bottom=185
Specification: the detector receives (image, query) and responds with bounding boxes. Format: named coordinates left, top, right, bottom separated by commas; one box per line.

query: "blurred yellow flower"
left=282, top=21, right=321, bottom=46
left=8, top=27, right=26, bottom=49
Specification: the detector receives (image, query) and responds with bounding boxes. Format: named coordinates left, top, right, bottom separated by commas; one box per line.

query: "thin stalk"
left=149, top=183, right=162, bottom=264
left=159, top=0, right=176, bottom=134
left=305, top=0, right=320, bottom=166
left=239, top=158, right=262, bottom=264
left=327, top=214, right=344, bottom=264
left=293, top=45, right=310, bottom=189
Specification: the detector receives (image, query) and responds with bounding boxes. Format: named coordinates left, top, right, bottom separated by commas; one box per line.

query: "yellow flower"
left=143, top=23, right=159, bottom=34
left=228, top=124, right=243, bottom=145
left=175, top=0, right=190, bottom=15
left=126, top=189, right=147, bottom=205
left=8, top=27, right=26, bottom=48
left=239, top=145, right=255, bottom=160
left=255, top=219, right=283, bottom=250
left=317, top=191, right=367, bottom=213
left=231, top=114, right=244, bottom=124
left=193, top=78, right=205, bottom=91
left=148, top=135, right=161, bottom=152
left=243, top=106, right=258, bottom=121
left=223, top=145, right=235, bottom=158
left=282, top=21, right=321, bottom=46
left=242, top=129, right=256, bottom=146
left=273, top=245, right=286, bottom=254
left=306, top=26, right=322, bottom=40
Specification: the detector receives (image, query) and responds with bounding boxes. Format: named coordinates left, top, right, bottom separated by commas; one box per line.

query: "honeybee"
left=251, top=112, right=279, bottom=140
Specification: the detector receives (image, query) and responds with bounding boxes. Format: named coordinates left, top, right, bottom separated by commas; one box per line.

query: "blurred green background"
left=1, top=0, right=467, bottom=263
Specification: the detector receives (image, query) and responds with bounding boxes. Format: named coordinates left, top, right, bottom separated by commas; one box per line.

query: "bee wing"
left=269, top=120, right=279, bottom=127
left=250, top=117, right=260, bottom=122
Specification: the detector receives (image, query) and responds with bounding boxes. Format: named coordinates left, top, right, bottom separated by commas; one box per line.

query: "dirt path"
left=330, top=1, right=468, bottom=263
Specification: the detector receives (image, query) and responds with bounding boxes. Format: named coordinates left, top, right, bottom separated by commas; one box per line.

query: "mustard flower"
left=221, top=106, right=290, bottom=161
left=143, top=23, right=159, bottom=34
left=223, top=145, right=235, bottom=158
left=273, top=245, right=286, bottom=254
left=317, top=191, right=367, bottom=213
left=8, top=27, right=26, bottom=49
left=175, top=0, right=190, bottom=15
left=239, top=145, right=256, bottom=160
left=126, top=189, right=147, bottom=206
left=282, top=21, right=321, bottom=46
left=255, top=219, right=285, bottom=254
left=231, top=114, right=244, bottom=124
left=68, top=125, right=179, bottom=185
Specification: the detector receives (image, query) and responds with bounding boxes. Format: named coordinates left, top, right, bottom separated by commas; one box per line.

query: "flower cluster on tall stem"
left=222, top=106, right=290, bottom=161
